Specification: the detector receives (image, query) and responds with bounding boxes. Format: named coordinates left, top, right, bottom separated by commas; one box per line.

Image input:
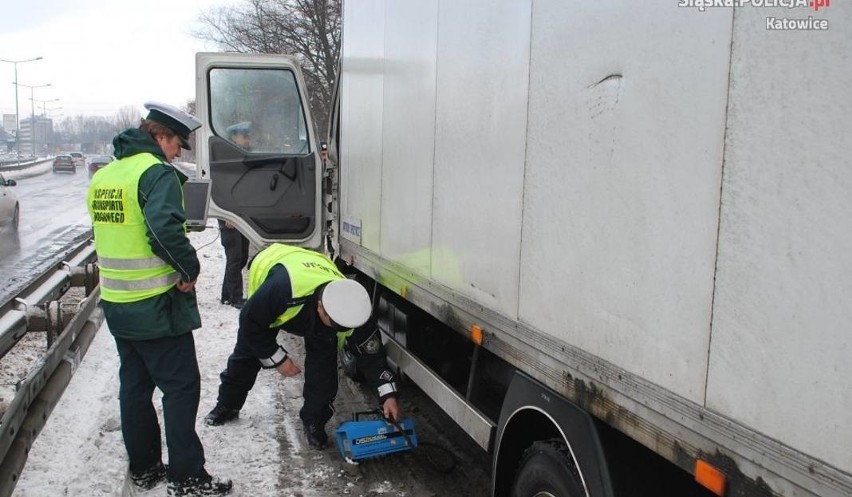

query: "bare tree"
left=193, top=0, right=341, bottom=134
left=114, top=105, right=141, bottom=131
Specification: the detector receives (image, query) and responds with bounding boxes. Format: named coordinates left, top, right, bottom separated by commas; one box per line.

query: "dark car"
left=87, top=155, right=114, bottom=177
left=53, top=155, right=76, bottom=174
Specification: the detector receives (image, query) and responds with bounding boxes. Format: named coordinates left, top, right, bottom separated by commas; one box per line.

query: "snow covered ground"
left=11, top=229, right=452, bottom=497
left=3, top=160, right=54, bottom=181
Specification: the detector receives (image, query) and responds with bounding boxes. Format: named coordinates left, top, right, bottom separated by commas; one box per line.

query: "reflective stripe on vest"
left=101, top=272, right=181, bottom=291
left=98, top=255, right=170, bottom=270
left=248, top=244, right=353, bottom=348
left=87, top=152, right=182, bottom=303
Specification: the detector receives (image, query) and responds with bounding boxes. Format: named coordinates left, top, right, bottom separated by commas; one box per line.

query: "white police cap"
left=144, top=101, right=202, bottom=150
left=226, top=121, right=252, bottom=136
left=322, top=279, right=371, bottom=329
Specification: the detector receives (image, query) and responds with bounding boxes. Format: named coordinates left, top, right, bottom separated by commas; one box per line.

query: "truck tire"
left=511, top=439, right=584, bottom=497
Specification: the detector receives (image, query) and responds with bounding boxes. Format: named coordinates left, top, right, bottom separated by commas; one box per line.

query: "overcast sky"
left=0, top=0, right=233, bottom=121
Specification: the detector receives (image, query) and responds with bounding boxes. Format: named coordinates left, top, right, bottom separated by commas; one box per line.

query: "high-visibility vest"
left=248, top=244, right=353, bottom=348
left=87, top=153, right=182, bottom=303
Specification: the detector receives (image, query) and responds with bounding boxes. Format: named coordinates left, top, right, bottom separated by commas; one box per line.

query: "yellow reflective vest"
left=247, top=244, right=353, bottom=348
left=87, top=153, right=181, bottom=303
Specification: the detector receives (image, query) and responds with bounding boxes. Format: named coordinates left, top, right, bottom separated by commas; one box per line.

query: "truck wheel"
left=511, top=439, right=584, bottom=497
left=338, top=347, right=365, bottom=383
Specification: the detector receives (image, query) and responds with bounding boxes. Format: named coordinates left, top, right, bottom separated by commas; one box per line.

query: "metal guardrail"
left=0, top=239, right=103, bottom=497
left=0, top=158, right=52, bottom=172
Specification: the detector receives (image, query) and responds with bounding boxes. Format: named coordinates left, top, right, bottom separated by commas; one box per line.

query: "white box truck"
left=194, top=1, right=851, bottom=496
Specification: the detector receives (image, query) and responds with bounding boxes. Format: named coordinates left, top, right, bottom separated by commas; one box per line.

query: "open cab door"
left=195, top=52, right=323, bottom=250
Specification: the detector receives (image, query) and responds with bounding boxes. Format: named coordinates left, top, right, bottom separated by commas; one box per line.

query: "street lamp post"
left=0, top=56, right=43, bottom=164
left=32, top=97, right=59, bottom=156
left=16, top=82, right=51, bottom=157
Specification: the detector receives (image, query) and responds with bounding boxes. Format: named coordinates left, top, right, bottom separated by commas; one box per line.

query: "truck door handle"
left=269, top=173, right=279, bottom=191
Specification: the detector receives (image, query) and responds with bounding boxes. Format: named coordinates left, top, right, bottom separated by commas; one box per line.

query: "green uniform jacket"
left=97, top=128, right=201, bottom=340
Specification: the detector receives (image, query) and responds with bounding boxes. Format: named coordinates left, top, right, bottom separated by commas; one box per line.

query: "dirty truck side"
left=196, top=2, right=852, bottom=496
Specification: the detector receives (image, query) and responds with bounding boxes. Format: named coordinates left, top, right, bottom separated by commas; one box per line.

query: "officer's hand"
left=276, top=357, right=302, bottom=377
left=382, top=397, right=402, bottom=423
left=176, top=279, right=196, bottom=293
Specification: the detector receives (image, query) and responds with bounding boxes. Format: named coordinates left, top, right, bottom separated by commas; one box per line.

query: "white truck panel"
left=340, top=0, right=385, bottom=252
left=431, top=0, right=531, bottom=313
left=708, top=6, right=852, bottom=470
left=338, top=1, right=850, bottom=488
left=378, top=1, right=439, bottom=272
left=519, top=2, right=731, bottom=402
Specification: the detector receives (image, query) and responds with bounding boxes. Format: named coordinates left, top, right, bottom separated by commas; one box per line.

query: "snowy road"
left=0, top=162, right=92, bottom=304
left=12, top=229, right=491, bottom=496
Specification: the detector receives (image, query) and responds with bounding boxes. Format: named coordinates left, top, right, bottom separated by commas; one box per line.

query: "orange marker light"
left=470, top=325, right=483, bottom=346
left=695, top=459, right=726, bottom=496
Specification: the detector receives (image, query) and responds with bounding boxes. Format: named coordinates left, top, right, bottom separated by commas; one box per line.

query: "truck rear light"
left=470, top=324, right=483, bottom=346
left=695, top=459, right=726, bottom=496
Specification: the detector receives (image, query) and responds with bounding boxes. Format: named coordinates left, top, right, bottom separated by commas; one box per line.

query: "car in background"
left=87, top=155, right=114, bottom=177
left=0, top=173, right=19, bottom=229
left=69, top=152, right=85, bottom=168
left=53, top=155, right=76, bottom=174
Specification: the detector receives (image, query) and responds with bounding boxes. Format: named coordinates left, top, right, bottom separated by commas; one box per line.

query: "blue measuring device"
left=335, top=411, right=418, bottom=461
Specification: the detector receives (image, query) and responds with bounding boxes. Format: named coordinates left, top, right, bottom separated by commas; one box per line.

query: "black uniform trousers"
left=219, top=220, right=249, bottom=303
left=114, top=333, right=206, bottom=482
left=217, top=324, right=339, bottom=426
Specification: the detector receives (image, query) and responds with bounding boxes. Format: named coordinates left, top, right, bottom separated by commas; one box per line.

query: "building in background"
left=1, top=127, right=14, bottom=154
left=2, top=115, right=16, bottom=154
left=2, top=115, right=14, bottom=134
left=18, top=116, right=54, bottom=156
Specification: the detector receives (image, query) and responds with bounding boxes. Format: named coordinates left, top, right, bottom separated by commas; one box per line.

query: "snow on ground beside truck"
left=12, top=229, right=490, bottom=496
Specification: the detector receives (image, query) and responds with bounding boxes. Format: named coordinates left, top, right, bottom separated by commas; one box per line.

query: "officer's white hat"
left=144, top=101, right=202, bottom=150
left=322, top=279, right=371, bottom=330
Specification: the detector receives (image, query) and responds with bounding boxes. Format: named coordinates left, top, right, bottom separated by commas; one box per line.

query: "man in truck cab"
left=205, top=243, right=402, bottom=450
left=217, top=122, right=252, bottom=310
left=225, top=121, right=251, bottom=150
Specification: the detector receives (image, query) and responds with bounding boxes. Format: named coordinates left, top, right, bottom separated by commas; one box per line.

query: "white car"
left=0, top=172, right=20, bottom=229
left=68, top=152, right=85, bottom=168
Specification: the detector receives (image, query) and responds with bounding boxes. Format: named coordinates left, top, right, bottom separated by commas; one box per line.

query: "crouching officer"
left=205, top=243, right=402, bottom=450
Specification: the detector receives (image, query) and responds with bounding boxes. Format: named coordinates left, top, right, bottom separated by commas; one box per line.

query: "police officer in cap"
left=226, top=121, right=251, bottom=150
left=205, top=243, right=403, bottom=450
left=217, top=122, right=252, bottom=309
left=87, top=102, right=232, bottom=496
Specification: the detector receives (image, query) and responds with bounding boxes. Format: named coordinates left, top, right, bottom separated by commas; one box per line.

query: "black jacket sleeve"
left=346, top=317, right=399, bottom=403
left=239, top=265, right=294, bottom=366
left=138, top=164, right=200, bottom=282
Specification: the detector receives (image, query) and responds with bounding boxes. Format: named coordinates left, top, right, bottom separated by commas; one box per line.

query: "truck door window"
left=208, top=67, right=310, bottom=155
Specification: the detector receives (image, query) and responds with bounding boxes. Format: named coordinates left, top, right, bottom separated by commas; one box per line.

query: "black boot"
left=167, top=474, right=233, bottom=496
left=302, top=420, right=328, bottom=449
left=205, top=404, right=240, bottom=426
left=130, top=462, right=168, bottom=489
